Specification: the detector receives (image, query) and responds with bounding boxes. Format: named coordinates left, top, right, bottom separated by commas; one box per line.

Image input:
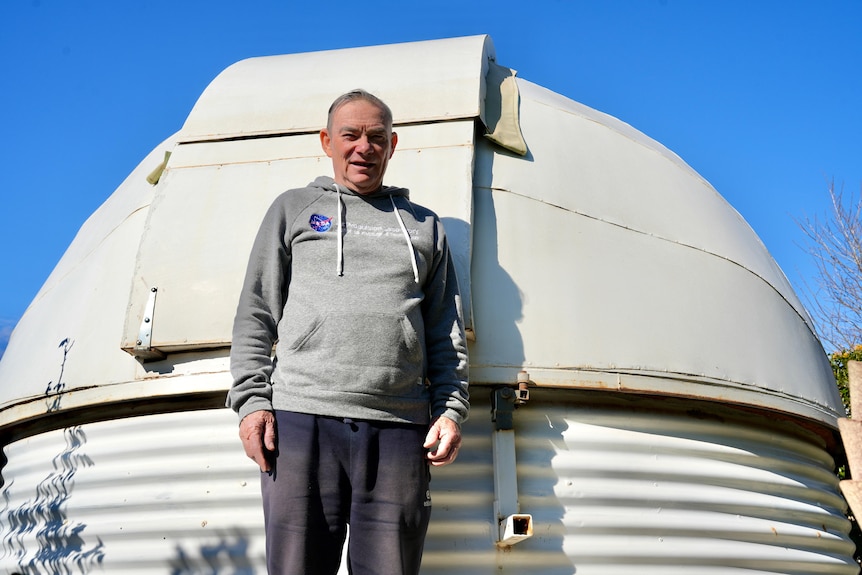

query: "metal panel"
left=468, top=78, right=840, bottom=423
left=178, top=36, right=494, bottom=142
left=494, top=79, right=800, bottom=314
left=1, top=394, right=854, bottom=574
left=121, top=120, right=476, bottom=356
left=0, top=138, right=172, bottom=412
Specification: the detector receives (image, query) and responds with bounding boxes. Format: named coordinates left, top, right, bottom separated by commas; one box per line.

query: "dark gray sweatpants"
left=261, top=410, right=432, bottom=575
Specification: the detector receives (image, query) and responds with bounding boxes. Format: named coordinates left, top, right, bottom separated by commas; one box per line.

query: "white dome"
left=0, top=35, right=839, bottom=438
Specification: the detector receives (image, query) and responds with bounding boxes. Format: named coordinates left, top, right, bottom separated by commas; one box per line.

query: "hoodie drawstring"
left=332, top=183, right=419, bottom=284
left=391, top=195, right=420, bottom=284
left=335, top=185, right=344, bottom=277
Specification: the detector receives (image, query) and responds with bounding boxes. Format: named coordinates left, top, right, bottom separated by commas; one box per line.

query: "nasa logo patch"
left=309, top=214, right=333, bottom=232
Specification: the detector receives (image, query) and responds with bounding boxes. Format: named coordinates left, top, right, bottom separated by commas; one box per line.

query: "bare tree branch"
left=797, top=180, right=862, bottom=351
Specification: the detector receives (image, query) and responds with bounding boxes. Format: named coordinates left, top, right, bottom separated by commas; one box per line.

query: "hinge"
left=133, top=286, right=166, bottom=361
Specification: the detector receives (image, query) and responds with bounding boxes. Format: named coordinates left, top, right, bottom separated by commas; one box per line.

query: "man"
left=227, top=89, right=470, bottom=575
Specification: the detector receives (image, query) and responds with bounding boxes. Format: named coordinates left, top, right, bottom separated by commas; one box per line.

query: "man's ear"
left=320, top=129, right=333, bottom=158
left=389, top=132, right=398, bottom=158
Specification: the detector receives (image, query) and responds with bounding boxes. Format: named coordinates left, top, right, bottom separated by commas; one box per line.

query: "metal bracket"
left=491, top=371, right=531, bottom=430
left=133, top=287, right=165, bottom=361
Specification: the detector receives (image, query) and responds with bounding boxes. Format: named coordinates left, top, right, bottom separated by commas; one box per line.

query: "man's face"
left=320, top=100, right=398, bottom=195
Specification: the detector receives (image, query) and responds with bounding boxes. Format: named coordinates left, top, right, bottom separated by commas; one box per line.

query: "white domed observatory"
left=0, top=35, right=855, bottom=574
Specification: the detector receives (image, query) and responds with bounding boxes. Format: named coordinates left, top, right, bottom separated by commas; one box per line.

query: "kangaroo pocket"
left=283, top=311, right=425, bottom=396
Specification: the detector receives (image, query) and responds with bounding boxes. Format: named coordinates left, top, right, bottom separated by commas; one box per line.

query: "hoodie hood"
left=309, top=175, right=409, bottom=199
left=308, top=176, right=419, bottom=283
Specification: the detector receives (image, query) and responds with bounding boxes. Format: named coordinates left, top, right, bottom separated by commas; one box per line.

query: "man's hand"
left=239, top=410, right=277, bottom=472
left=423, top=415, right=462, bottom=467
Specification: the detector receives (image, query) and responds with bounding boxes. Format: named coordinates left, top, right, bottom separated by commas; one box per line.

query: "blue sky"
left=1, top=0, right=860, bottom=358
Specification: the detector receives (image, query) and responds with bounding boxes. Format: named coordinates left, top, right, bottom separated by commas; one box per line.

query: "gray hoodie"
left=228, top=176, right=469, bottom=426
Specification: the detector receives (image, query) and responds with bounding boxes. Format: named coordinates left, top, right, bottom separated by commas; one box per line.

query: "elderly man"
left=228, top=89, right=470, bottom=575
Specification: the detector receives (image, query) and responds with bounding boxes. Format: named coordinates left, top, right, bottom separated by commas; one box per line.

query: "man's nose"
left=355, top=136, right=372, bottom=154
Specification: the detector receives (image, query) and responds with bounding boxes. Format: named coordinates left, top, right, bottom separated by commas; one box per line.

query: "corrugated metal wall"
left=1, top=390, right=855, bottom=574
left=0, top=407, right=265, bottom=574
left=427, top=390, right=856, bottom=574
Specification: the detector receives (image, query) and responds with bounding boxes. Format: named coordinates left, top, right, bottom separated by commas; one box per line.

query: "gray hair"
left=326, top=89, right=393, bottom=133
